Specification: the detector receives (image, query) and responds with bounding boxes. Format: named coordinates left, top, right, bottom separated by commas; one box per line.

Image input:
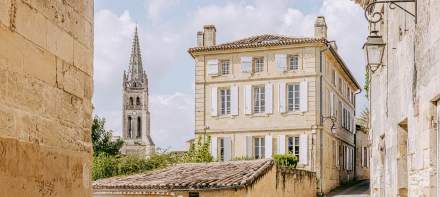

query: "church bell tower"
left=121, top=27, right=155, bottom=156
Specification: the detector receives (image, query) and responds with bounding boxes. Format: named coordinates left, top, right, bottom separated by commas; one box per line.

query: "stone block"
left=0, top=26, right=24, bottom=73
left=0, top=0, right=10, bottom=27
left=47, top=21, right=74, bottom=64
left=22, top=42, right=57, bottom=86
left=73, top=40, right=92, bottom=75
left=0, top=105, right=15, bottom=139
left=7, top=72, right=44, bottom=113
left=15, top=0, right=47, bottom=48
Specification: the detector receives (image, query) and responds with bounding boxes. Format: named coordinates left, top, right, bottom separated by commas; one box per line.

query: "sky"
left=93, top=0, right=369, bottom=150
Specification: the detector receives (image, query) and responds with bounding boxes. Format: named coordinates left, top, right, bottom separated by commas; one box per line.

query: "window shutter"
left=345, top=146, right=349, bottom=170
left=210, top=87, right=217, bottom=116
left=330, top=92, right=334, bottom=116
left=246, top=136, right=253, bottom=158
left=224, top=137, right=232, bottom=161
left=240, top=56, right=252, bottom=73
left=265, top=83, right=273, bottom=114
left=278, top=82, right=286, bottom=113
left=231, top=85, right=239, bottom=115
left=244, top=85, right=252, bottom=114
left=277, top=135, right=286, bottom=154
left=299, top=134, right=308, bottom=165
left=275, top=54, right=287, bottom=72
left=211, top=136, right=217, bottom=160
left=265, top=135, right=273, bottom=158
left=336, top=141, right=339, bottom=167
left=300, top=81, right=308, bottom=112
left=207, top=59, right=219, bottom=75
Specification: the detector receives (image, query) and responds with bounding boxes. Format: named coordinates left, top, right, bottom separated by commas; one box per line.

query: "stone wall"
left=0, top=0, right=93, bottom=196
left=364, top=0, right=440, bottom=196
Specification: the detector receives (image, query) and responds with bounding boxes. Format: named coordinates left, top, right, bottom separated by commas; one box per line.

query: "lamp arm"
left=365, top=0, right=416, bottom=24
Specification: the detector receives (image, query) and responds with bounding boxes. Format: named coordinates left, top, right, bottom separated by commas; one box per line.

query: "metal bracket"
left=365, top=0, right=417, bottom=24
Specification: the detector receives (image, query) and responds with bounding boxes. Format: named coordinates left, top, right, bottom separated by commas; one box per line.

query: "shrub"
left=181, top=136, right=213, bottom=163
left=273, top=154, right=298, bottom=168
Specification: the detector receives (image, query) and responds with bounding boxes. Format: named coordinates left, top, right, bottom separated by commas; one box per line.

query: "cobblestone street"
left=326, top=180, right=370, bottom=197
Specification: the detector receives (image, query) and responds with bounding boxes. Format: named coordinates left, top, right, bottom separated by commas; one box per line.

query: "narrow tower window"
left=129, top=97, right=134, bottom=106
left=136, top=97, right=141, bottom=105
left=137, top=117, right=142, bottom=138
left=128, top=116, right=132, bottom=138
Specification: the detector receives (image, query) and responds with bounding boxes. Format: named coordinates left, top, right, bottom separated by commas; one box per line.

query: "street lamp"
left=363, top=31, right=386, bottom=73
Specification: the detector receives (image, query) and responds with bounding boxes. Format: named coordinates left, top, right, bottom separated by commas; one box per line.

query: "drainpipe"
left=318, top=43, right=331, bottom=196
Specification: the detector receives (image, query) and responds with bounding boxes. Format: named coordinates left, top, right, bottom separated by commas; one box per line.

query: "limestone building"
left=120, top=28, right=155, bottom=157
left=355, top=0, right=440, bottom=196
left=0, top=0, right=93, bottom=196
left=188, top=16, right=361, bottom=194
left=355, top=124, right=370, bottom=181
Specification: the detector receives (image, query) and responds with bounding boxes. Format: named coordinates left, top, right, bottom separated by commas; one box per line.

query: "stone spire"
left=128, top=26, right=144, bottom=81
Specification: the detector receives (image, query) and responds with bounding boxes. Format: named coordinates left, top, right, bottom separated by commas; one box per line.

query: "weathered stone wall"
left=366, top=0, right=440, bottom=196
left=355, top=128, right=370, bottom=181
left=0, top=0, right=93, bottom=196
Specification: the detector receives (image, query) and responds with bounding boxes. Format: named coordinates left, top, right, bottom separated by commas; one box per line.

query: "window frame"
left=287, top=83, right=301, bottom=112
left=253, top=86, right=265, bottom=114
left=219, top=138, right=225, bottom=161
left=254, top=137, right=265, bottom=159
left=253, top=57, right=264, bottom=73
left=288, top=55, right=299, bottom=71
left=220, top=60, right=230, bottom=75
left=287, top=136, right=300, bottom=159
left=219, top=88, right=231, bottom=115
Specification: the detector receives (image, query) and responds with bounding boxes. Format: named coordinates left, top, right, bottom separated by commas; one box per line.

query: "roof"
left=188, top=34, right=361, bottom=90
left=188, top=34, right=326, bottom=54
left=93, top=159, right=274, bottom=193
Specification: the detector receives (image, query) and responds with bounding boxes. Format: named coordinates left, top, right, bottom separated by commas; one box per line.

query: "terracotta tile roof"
left=93, top=159, right=273, bottom=193
left=188, top=34, right=326, bottom=54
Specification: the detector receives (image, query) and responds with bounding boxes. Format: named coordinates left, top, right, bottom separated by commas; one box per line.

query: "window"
left=287, top=84, right=300, bottom=111
left=346, top=87, right=350, bottom=99
left=253, top=57, right=264, bottom=73
left=363, top=147, right=368, bottom=167
left=287, top=136, right=300, bottom=159
left=127, top=116, right=132, bottom=138
left=137, top=117, right=141, bottom=138
left=219, top=88, right=231, bottom=115
left=254, top=137, right=265, bottom=159
left=342, top=108, right=352, bottom=131
left=129, top=97, right=134, bottom=106
left=338, top=78, right=342, bottom=92
left=288, top=55, right=299, bottom=70
left=219, top=138, right=225, bottom=161
left=189, top=192, right=199, bottom=197
left=253, top=86, right=265, bottom=113
left=136, top=97, right=141, bottom=105
left=220, top=60, right=230, bottom=75
left=331, top=69, right=336, bottom=85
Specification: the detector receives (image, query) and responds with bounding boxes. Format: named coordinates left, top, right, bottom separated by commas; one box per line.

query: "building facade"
left=121, top=28, right=155, bottom=157
left=188, top=17, right=361, bottom=193
left=0, top=0, right=93, bottom=196
left=355, top=0, right=440, bottom=196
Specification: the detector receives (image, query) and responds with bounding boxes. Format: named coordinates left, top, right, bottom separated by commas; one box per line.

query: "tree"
left=91, top=115, right=124, bottom=156
left=181, top=136, right=213, bottom=163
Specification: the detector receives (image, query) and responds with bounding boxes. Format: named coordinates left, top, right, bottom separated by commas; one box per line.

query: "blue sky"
left=92, top=0, right=368, bottom=150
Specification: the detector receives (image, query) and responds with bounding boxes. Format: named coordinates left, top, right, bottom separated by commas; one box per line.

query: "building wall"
left=0, top=0, right=93, bottom=196
left=363, top=1, right=440, bottom=196
left=93, top=166, right=317, bottom=197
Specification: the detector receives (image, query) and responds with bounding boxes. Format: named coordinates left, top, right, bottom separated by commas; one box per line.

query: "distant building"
left=120, top=27, right=155, bottom=157
left=93, top=159, right=317, bottom=197
left=355, top=124, right=370, bottom=181
left=188, top=16, right=361, bottom=193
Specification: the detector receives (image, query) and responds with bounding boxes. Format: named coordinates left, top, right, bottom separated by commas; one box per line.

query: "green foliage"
left=92, top=152, right=179, bottom=180
left=92, top=115, right=124, bottom=156
left=273, top=154, right=298, bottom=168
left=181, top=136, right=213, bottom=163
left=364, top=67, right=370, bottom=99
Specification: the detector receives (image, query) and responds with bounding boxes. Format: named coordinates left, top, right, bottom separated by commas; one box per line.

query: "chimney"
left=197, top=31, right=204, bottom=47
left=314, top=16, right=327, bottom=39
left=203, top=25, right=216, bottom=47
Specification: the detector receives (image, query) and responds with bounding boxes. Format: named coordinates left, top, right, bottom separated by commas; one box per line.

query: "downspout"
left=319, top=43, right=331, bottom=195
